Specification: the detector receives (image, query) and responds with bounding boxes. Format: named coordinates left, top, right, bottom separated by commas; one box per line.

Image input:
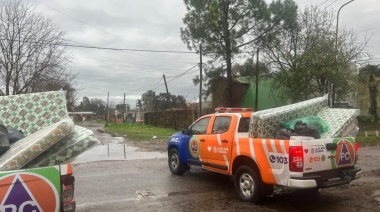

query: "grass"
left=103, top=121, right=380, bottom=146
left=105, top=123, right=178, bottom=141
left=356, top=122, right=380, bottom=147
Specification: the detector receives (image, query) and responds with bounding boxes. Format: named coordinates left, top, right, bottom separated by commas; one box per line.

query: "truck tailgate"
left=301, top=137, right=357, bottom=174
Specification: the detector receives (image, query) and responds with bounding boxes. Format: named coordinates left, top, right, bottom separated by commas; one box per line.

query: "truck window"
left=191, top=117, right=210, bottom=135
left=212, top=116, right=231, bottom=134
left=238, top=117, right=250, bottom=133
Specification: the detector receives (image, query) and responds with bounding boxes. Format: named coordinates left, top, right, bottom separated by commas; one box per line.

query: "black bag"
left=276, top=127, right=299, bottom=140
left=0, top=124, right=10, bottom=154
left=294, top=121, right=321, bottom=139
left=7, top=127, right=25, bottom=143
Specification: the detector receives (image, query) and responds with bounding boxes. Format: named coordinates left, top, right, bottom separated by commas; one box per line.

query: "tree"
left=141, top=90, right=187, bottom=111
left=359, top=64, right=380, bottom=122
left=262, top=5, right=368, bottom=102
left=141, top=90, right=156, bottom=111
left=0, top=0, right=75, bottom=97
left=232, top=58, right=269, bottom=77
left=75, top=97, right=107, bottom=115
left=181, top=0, right=293, bottom=106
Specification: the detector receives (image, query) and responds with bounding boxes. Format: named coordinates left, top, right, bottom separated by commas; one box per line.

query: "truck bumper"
left=289, top=167, right=362, bottom=189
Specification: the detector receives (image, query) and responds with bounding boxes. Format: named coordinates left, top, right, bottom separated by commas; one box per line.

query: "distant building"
left=68, top=111, right=96, bottom=121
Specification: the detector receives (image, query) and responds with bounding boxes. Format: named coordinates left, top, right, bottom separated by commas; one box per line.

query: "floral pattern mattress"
left=0, top=91, right=69, bottom=136
left=0, top=118, right=74, bottom=171
left=318, top=108, right=360, bottom=138
left=249, top=95, right=328, bottom=138
left=25, top=125, right=100, bottom=168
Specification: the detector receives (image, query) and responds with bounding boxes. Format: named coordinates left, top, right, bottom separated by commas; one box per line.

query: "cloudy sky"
left=30, top=0, right=380, bottom=108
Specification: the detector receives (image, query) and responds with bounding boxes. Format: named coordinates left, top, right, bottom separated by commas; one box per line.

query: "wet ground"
left=73, top=122, right=380, bottom=212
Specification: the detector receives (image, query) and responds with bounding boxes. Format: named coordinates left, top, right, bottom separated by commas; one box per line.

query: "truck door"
left=205, top=115, right=235, bottom=173
left=186, top=116, right=211, bottom=166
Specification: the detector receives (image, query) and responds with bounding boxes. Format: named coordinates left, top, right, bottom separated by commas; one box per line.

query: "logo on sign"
left=0, top=173, right=59, bottom=212
left=189, top=136, right=200, bottom=158
left=335, top=139, right=355, bottom=168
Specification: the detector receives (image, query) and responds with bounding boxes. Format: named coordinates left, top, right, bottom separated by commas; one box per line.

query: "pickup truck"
left=0, top=164, right=75, bottom=211
left=167, top=107, right=362, bottom=203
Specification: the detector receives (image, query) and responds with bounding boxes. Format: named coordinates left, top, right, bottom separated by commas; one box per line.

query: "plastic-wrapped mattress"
left=0, top=118, right=74, bottom=171
left=0, top=91, right=69, bottom=136
left=250, top=95, right=328, bottom=138
left=24, top=125, right=100, bottom=168
left=317, top=108, right=360, bottom=138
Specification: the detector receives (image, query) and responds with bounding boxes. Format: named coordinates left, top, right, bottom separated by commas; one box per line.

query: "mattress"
left=318, top=108, right=360, bottom=138
left=0, top=118, right=74, bottom=171
left=24, top=125, right=101, bottom=168
left=0, top=91, right=69, bottom=136
left=250, top=94, right=328, bottom=138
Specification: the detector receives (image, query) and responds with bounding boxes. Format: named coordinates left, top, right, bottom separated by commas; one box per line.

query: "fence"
left=143, top=110, right=199, bottom=130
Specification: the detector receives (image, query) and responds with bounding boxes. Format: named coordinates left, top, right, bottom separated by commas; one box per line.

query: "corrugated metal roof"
left=236, top=76, right=288, bottom=111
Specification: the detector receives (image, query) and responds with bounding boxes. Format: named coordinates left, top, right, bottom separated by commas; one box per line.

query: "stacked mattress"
left=249, top=95, right=328, bottom=138
left=249, top=94, right=360, bottom=139
left=0, top=91, right=100, bottom=171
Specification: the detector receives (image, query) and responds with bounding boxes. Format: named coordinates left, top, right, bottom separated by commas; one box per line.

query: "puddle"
left=72, top=123, right=167, bottom=164
left=72, top=138, right=167, bottom=164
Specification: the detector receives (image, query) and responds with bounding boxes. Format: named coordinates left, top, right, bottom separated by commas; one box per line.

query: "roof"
left=236, top=76, right=289, bottom=111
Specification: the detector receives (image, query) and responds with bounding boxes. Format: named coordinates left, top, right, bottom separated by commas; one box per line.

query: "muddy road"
left=73, top=122, right=380, bottom=212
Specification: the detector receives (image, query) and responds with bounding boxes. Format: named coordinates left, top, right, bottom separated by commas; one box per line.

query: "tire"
left=168, top=148, right=187, bottom=175
left=234, top=165, right=262, bottom=203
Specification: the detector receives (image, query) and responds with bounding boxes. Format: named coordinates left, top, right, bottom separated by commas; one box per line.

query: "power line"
left=33, top=0, right=195, bottom=60
left=317, top=0, right=332, bottom=8
left=0, top=38, right=196, bottom=54
left=326, top=0, right=338, bottom=8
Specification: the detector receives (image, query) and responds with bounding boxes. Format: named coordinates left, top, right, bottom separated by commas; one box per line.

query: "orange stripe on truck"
left=254, top=139, right=277, bottom=184
left=275, top=140, right=282, bottom=153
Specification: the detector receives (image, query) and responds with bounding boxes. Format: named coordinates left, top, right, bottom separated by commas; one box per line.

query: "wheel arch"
left=232, top=155, right=261, bottom=180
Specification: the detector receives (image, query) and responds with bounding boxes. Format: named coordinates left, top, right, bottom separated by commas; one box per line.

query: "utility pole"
left=333, top=0, right=355, bottom=107
left=107, top=92, right=109, bottom=123
left=123, top=93, right=126, bottom=123
left=163, top=74, right=172, bottom=111
left=255, top=47, right=259, bottom=111
left=199, top=44, right=203, bottom=117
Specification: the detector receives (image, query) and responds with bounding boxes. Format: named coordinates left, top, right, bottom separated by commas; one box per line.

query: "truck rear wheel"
left=235, top=165, right=262, bottom=203
left=168, top=148, right=187, bottom=175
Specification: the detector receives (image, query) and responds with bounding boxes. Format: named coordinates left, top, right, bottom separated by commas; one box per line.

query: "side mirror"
left=182, top=128, right=190, bottom=135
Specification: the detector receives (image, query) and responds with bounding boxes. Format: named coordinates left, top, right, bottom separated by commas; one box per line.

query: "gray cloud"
left=29, top=0, right=380, bottom=108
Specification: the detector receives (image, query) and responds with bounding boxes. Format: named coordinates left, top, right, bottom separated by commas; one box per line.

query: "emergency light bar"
left=215, top=107, right=253, bottom=113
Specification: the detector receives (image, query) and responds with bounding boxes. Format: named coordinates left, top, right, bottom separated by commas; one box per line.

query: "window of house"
left=117, top=114, right=122, bottom=119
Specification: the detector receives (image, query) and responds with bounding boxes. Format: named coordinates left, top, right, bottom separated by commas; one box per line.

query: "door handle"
left=200, top=139, right=205, bottom=142
left=222, top=139, right=228, bottom=143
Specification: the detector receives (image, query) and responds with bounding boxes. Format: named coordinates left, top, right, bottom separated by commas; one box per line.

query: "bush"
left=357, top=116, right=370, bottom=123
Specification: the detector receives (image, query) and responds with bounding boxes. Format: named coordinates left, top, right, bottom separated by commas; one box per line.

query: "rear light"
left=289, top=146, right=303, bottom=172
left=354, top=142, right=359, bottom=162
left=354, top=142, right=359, bottom=152
left=61, top=174, right=75, bottom=212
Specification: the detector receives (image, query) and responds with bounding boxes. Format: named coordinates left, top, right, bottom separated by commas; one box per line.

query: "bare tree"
left=262, top=5, right=369, bottom=102
left=0, top=0, right=74, bottom=97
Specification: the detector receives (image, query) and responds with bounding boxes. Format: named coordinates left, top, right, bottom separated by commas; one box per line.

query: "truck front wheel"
left=168, top=148, right=187, bottom=175
left=235, top=165, right=262, bottom=203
